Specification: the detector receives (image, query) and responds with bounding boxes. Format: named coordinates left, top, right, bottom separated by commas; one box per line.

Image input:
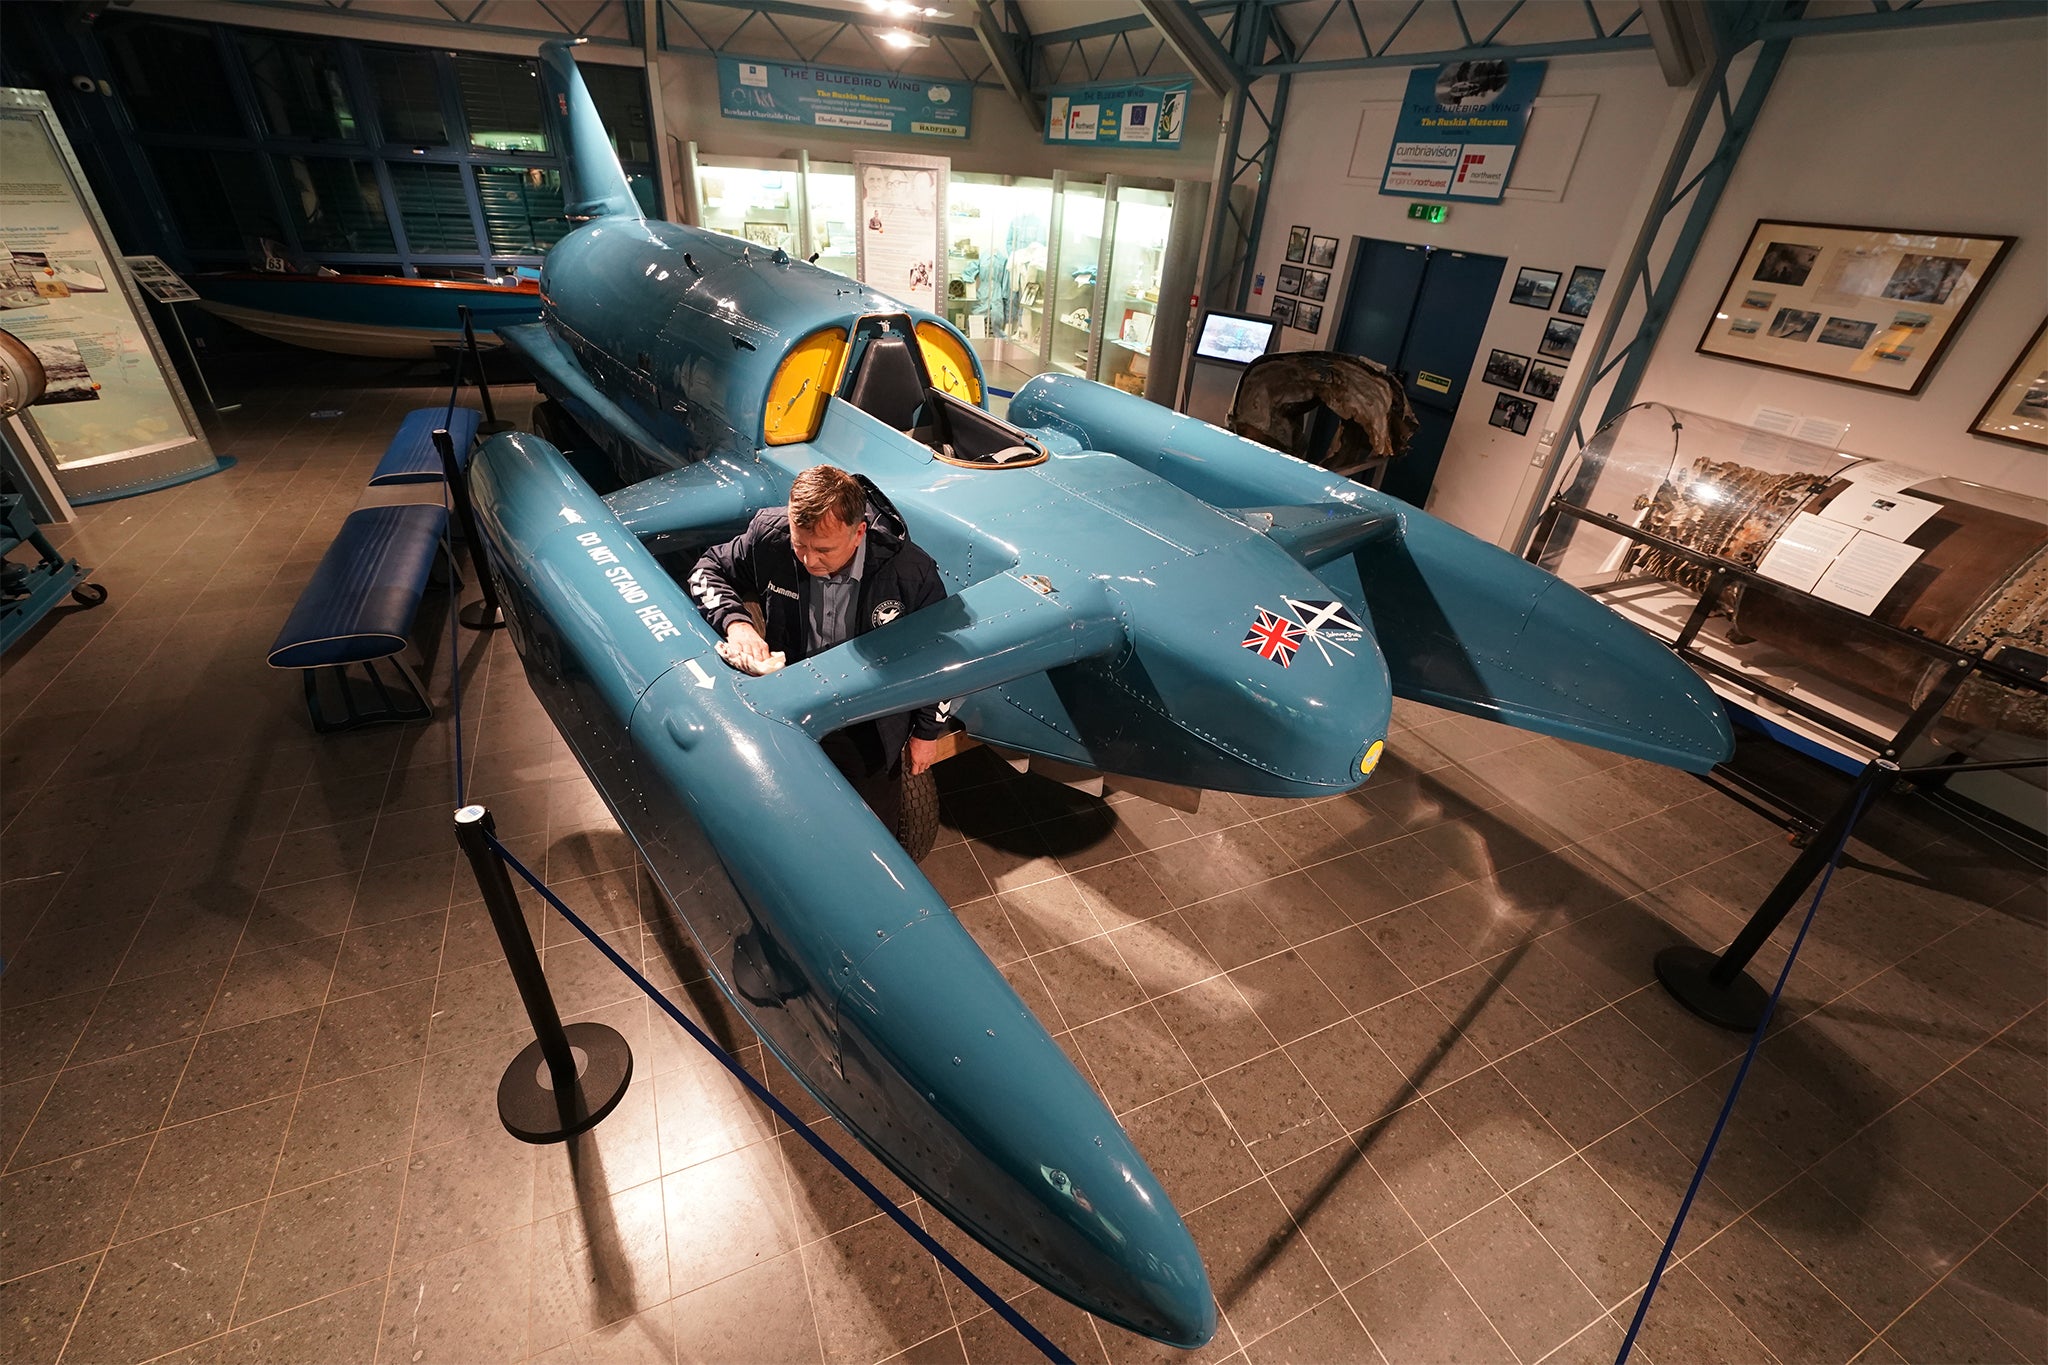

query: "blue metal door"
left=1333, top=239, right=1505, bottom=508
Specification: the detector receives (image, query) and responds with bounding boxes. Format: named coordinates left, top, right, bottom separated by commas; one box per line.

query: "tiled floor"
left=1, top=355, right=2043, bottom=1365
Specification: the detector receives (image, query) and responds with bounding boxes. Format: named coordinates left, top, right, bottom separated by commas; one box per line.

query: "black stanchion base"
left=1655, top=944, right=1771, bottom=1034
left=497, top=1021, right=634, bottom=1143
left=459, top=599, right=506, bottom=630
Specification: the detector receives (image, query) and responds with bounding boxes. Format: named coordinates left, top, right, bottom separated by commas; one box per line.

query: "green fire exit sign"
left=1408, top=202, right=1447, bottom=222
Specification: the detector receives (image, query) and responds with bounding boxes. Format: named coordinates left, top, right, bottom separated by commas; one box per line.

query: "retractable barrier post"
left=453, top=804, right=633, bottom=1142
left=1655, top=758, right=1900, bottom=1031
left=458, top=305, right=512, bottom=435
left=432, top=426, right=506, bottom=631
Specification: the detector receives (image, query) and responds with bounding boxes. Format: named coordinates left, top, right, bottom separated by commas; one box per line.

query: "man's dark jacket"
left=686, top=476, right=948, bottom=769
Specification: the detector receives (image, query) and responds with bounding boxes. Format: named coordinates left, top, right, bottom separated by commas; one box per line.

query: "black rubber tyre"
left=897, top=764, right=940, bottom=862
left=70, top=581, right=108, bottom=607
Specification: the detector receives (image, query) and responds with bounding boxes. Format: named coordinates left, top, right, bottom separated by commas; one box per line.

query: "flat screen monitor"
left=1193, top=311, right=1278, bottom=365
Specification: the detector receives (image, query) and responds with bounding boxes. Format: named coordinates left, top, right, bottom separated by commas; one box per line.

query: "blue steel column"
left=1519, top=31, right=1791, bottom=564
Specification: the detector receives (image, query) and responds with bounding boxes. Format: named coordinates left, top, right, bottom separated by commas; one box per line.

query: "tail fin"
left=537, top=39, right=642, bottom=220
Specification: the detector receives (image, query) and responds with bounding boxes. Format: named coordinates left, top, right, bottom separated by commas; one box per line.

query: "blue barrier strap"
left=481, top=828, right=1075, bottom=1365
left=1613, top=781, right=1876, bottom=1365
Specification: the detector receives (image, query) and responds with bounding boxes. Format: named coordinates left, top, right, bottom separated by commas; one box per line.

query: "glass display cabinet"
left=805, top=159, right=857, bottom=279
left=1047, top=175, right=1108, bottom=380
left=690, top=152, right=802, bottom=253
left=1529, top=403, right=2047, bottom=790
left=1094, top=182, right=1173, bottom=398
left=945, top=172, right=1053, bottom=395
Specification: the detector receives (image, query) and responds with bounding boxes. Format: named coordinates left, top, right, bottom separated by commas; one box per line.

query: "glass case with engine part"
left=1529, top=403, right=2048, bottom=781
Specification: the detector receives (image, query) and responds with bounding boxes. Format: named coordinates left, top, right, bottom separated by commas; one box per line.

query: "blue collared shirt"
left=806, top=530, right=866, bottom=652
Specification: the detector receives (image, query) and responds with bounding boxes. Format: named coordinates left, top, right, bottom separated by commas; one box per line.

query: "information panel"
left=853, top=152, right=948, bottom=314
left=1044, top=79, right=1192, bottom=149
left=0, top=89, right=216, bottom=501
left=718, top=58, right=969, bottom=139
left=1378, top=59, right=1545, bottom=201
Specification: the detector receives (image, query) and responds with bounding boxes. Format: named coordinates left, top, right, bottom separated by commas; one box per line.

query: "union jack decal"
left=1242, top=608, right=1305, bottom=668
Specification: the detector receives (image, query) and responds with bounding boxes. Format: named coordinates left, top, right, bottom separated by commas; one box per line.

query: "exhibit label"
left=1379, top=59, right=1546, bottom=201
left=1044, top=78, right=1192, bottom=149
left=717, top=58, right=969, bottom=139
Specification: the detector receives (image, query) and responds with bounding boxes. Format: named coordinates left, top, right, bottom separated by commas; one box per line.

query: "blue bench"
left=368, top=406, right=482, bottom=485
left=269, top=407, right=481, bottom=732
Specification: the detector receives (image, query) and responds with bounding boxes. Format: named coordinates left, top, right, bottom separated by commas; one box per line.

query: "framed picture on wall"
left=1285, top=226, right=1310, bottom=263
left=1300, top=270, right=1330, bottom=302
left=1294, top=300, right=1324, bottom=333
left=1482, top=349, right=1531, bottom=390
left=1539, top=317, right=1583, bottom=361
left=1524, top=361, right=1565, bottom=401
left=1968, top=316, right=2048, bottom=451
left=1489, top=393, right=1536, bottom=436
left=1510, top=267, right=1560, bottom=309
left=1307, top=235, right=1338, bottom=269
left=1275, top=265, right=1303, bottom=295
left=1697, top=219, right=2014, bottom=395
left=1559, top=266, right=1604, bottom=318
left=1270, top=295, right=1297, bottom=326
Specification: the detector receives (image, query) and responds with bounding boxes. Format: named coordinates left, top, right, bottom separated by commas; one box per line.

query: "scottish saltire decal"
left=1284, top=597, right=1362, bottom=664
left=1242, top=608, right=1304, bottom=667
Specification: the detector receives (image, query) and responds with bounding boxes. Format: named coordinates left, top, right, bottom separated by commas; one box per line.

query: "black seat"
left=845, top=334, right=928, bottom=431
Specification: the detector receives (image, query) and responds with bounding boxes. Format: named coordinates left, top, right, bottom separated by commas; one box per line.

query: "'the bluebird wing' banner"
left=718, top=58, right=970, bottom=140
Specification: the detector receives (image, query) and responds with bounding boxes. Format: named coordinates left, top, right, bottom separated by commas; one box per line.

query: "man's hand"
left=907, top=735, right=939, bottom=776
left=723, top=620, right=770, bottom=667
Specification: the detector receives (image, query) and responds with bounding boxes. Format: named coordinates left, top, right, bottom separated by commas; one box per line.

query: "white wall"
left=1252, top=52, right=1689, bottom=539
left=659, top=50, right=1219, bottom=184
left=1632, top=19, right=2048, bottom=500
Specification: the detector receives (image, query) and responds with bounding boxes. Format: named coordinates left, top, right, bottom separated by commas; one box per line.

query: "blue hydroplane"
left=468, top=42, right=1733, bottom=1349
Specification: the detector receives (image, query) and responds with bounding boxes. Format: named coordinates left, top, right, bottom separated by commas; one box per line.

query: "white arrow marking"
left=685, top=659, right=715, bottom=689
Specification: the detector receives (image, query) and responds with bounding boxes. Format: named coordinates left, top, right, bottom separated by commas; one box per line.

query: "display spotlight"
left=878, top=27, right=933, bottom=48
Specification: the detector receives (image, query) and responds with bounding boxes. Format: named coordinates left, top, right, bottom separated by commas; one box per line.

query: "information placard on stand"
left=0, top=89, right=222, bottom=504
left=853, top=152, right=949, bottom=315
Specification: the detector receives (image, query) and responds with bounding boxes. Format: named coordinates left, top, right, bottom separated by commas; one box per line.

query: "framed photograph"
left=1489, top=393, right=1536, bottom=436
left=1307, top=235, right=1338, bottom=269
left=1482, top=348, right=1531, bottom=390
left=1299, top=269, right=1330, bottom=303
left=1294, top=300, right=1324, bottom=334
left=1510, top=267, right=1560, bottom=310
left=1269, top=295, right=1296, bottom=326
left=1538, top=317, right=1583, bottom=361
left=1523, top=360, right=1565, bottom=401
left=1968, top=316, right=2048, bottom=451
left=1559, top=265, right=1604, bottom=318
left=1285, top=225, right=1309, bottom=264
left=1275, top=265, right=1303, bottom=295
left=1697, top=219, right=2014, bottom=395
left=742, top=220, right=787, bottom=248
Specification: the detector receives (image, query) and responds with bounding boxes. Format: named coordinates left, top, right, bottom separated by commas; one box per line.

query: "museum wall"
left=658, top=50, right=1221, bottom=184
left=1249, top=50, right=1688, bottom=542
left=1630, top=18, right=2048, bottom=499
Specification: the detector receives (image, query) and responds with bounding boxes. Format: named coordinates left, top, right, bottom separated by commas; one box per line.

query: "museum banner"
left=1378, top=59, right=1546, bottom=201
left=717, top=58, right=970, bottom=140
left=1044, top=79, right=1192, bottom=149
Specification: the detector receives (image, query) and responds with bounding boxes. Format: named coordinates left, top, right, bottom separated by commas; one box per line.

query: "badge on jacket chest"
left=872, top=599, right=903, bottom=627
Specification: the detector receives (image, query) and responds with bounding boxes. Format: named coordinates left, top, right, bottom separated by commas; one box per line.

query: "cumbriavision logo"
left=1240, top=599, right=1363, bottom=669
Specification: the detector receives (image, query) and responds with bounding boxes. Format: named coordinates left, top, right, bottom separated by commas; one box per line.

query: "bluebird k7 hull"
left=459, top=38, right=1733, bottom=1351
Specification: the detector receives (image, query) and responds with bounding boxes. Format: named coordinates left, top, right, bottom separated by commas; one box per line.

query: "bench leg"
left=303, top=656, right=436, bottom=733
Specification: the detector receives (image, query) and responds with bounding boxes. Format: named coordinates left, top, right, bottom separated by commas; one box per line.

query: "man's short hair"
left=789, top=465, right=865, bottom=530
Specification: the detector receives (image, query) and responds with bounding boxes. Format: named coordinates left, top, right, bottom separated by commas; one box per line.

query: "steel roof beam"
left=974, top=0, right=1041, bottom=126
left=1136, top=0, right=1243, bottom=95
left=1758, top=0, right=2045, bottom=38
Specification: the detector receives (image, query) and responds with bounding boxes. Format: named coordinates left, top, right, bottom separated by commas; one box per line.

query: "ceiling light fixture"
left=865, top=0, right=950, bottom=19
left=878, top=27, right=933, bottom=47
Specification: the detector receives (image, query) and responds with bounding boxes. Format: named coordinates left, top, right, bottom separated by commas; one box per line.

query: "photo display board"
left=1379, top=59, right=1546, bottom=201
left=853, top=152, right=948, bottom=315
left=1697, top=219, right=2013, bottom=395
left=719, top=58, right=969, bottom=140
left=1045, top=79, right=1192, bottom=149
